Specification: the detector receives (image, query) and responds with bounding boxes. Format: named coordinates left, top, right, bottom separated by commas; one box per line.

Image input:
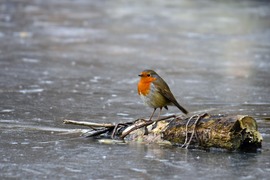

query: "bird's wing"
left=154, top=78, right=188, bottom=114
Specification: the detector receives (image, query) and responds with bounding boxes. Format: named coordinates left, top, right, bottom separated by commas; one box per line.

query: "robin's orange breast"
left=137, top=76, right=156, bottom=96
left=138, top=81, right=151, bottom=96
left=138, top=82, right=170, bottom=108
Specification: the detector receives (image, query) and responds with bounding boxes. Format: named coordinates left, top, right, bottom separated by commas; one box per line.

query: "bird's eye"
left=147, top=74, right=151, bottom=77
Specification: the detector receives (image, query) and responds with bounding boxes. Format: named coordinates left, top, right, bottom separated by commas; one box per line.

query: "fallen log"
left=63, top=113, right=263, bottom=152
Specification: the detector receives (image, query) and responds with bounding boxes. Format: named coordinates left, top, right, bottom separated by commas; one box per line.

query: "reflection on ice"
left=39, top=80, right=53, bottom=84
left=18, top=89, right=44, bottom=94
left=0, top=109, right=15, bottom=113
left=117, top=113, right=129, bottom=117
left=22, top=58, right=40, bottom=63
left=90, top=76, right=101, bottom=83
left=13, top=32, right=33, bottom=38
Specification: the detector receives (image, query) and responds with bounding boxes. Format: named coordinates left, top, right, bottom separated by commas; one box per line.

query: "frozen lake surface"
left=1, top=0, right=270, bottom=179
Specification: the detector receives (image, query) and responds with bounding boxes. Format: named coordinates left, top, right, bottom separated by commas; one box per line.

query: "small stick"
left=120, top=115, right=176, bottom=139
left=182, top=113, right=208, bottom=149
left=63, top=119, right=115, bottom=128
left=111, top=123, right=128, bottom=139
left=155, top=115, right=176, bottom=122
left=120, top=120, right=154, bottom=139
left=181, top=115, right=198, bottom=148
left=82, top=128, right=111, bottom=138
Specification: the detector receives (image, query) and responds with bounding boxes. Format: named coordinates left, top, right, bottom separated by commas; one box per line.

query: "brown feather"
left=153, top=76, right=188, bottom=114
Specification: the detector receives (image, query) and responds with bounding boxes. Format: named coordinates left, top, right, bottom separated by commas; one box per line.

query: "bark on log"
left=162, top=114, right=262, bottom=151
left=63, top=114, right=263, bottom=152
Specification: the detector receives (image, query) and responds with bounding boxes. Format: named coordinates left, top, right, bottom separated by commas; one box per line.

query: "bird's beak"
left=138, top=74, right=142, bottom=77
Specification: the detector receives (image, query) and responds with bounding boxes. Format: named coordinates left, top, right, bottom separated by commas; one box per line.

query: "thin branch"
left=120, top=120, right=154, bottom=139
left=182, top=113, right=208, bottom=149
left=181, top=114, right=198, bottom=148
left=120, top=115, right=177, bottom=139
left=63, top=119, right=115, bottom=128
left=111, top=123, right=128, bottom=139
left=82, top=128, right=111, bottom=138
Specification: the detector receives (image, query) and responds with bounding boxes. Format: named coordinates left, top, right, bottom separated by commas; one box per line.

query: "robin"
left=138, top=69, right=188, bottom=121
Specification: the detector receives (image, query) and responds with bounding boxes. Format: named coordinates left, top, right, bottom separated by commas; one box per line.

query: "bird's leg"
left=157, top=107, right=163, bottom=120
left=151, top=107, right=162, bottom=130
left=149, top=108, right=157, bottom=121
left=145, top=108, right=157, bottom=135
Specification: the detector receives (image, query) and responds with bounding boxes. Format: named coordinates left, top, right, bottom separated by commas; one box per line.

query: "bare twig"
left=120, top=120, right=153, bottom=139
left=63, top=119, right=115, bottom=128
left=181, top=115, right=198, bottom=148
left=155, top=115, right=176, bottom=122
left=182, top=113, right=208, bottom=149
left=111, top=123, right=128, bottom=139
left=82, top=128, right=111, bottom=137
left=120, top=115, right=176, bottom=139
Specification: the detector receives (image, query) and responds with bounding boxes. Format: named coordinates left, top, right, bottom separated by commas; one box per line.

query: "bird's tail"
left=175, top=102, right=188, bottom=114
